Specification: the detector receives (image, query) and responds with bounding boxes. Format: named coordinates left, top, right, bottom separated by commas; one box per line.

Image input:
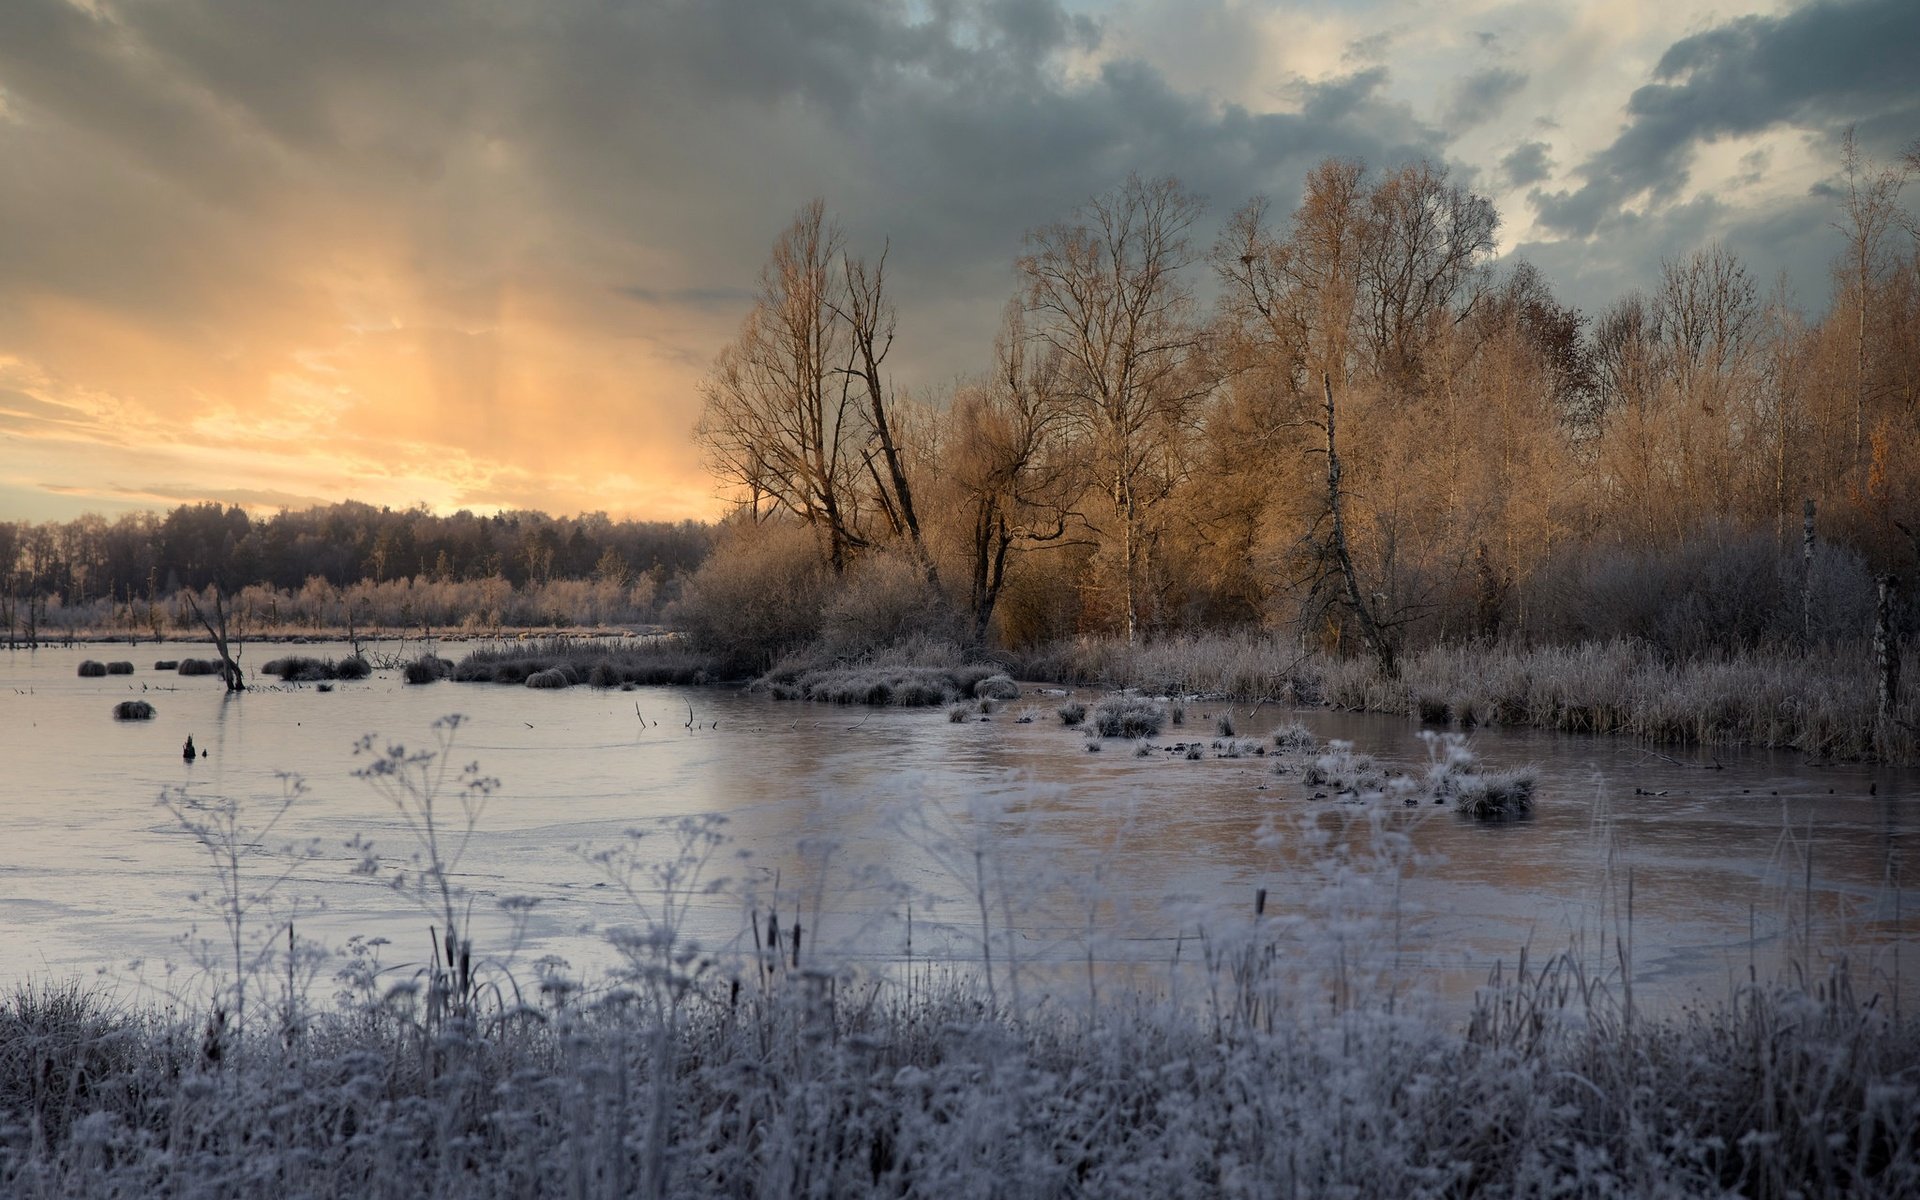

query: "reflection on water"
left=3, top=641, right=1914, bottom=1013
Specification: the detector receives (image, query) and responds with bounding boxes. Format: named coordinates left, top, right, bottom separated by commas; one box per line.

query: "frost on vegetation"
left=1091, top=696, right=1166, bottom=738
left=7, top=765, right=1914, bottom=1199
left=973, top=673, right=1020, bottom=700
left=768, top=663, right=1005, bottom=707
left=1419, top=730, right=1537, bottom=817
left=1299, top=740, right=1385, bottom=796
left=1056, top=701, right=1087, bottom=726
left=1270, top=720, right=1318, bottom=751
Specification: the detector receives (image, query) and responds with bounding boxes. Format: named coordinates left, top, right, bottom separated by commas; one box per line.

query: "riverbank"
left=1015, top=634, right=1919, bottom=764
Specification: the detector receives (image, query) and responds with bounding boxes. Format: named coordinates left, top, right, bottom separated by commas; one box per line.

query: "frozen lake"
left=4, top=639, right=1915, bottom=1012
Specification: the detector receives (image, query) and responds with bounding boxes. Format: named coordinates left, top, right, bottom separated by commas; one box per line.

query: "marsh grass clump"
left=973, top=673, right=1020, bottom=700
left=1091, top=696, right=1167, bottom=738
left=1184, top=742, right=1204, bottom=760
left=453, top=637, right=719, bottom=687
left=1419, top=731, right=1538, bottom=817
left=1057, top=701, right=1087, bottom=726
left=1271, top=721, right=1318, bottom=751
left=1214, top=711, right=1236, bottom=737
left=152, top=660, right=179, bottom=671
left=176, top=659, right=222, bottom=676
left=77, top=660, right=107, bottom=677
left=1299, top=740, right=1384, bottom=796
left=261, top=654, right=369, bottom=683
left=403, top=655, right=455, bottom=684
left=106, top=661, right=134, bottom=675
left=1169, top=701, right=1185, bottom=725
left=113, top=700, right=155, bottom=720
left=946, top=702, right=971, bottom=723
left=525, top=667, right=571, bottom=689
left=771, top=663, right=1007, bottom=707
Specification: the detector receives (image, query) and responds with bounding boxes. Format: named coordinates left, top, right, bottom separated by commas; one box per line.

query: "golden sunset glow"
left=2, top=0, right=1914, bottom=521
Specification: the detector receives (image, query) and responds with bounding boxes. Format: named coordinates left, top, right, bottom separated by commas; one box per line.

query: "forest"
left=681, top=140, right=1919, bottom=686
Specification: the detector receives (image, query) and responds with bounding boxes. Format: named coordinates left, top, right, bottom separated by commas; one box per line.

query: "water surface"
left=4, top=641, right=1914, bottom=1013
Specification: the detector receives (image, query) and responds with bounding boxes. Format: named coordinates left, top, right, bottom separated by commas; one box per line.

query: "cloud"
left=1532, top=0, right=1920, bottom=237
left=1446, top=67, right=1528, bottom=130
left=0, top=0, right=1910, bottom=520
left=1500, top=140, right=1553, bottom=187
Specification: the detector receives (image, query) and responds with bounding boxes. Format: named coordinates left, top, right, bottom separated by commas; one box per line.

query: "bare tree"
left=1019, top=174, right=1211, bottom=641
left=945, top=304, right=1086, bottom=640
left=1834, top=127, right=1914, bottom=467
left=698, top=201, right=865, bottom=571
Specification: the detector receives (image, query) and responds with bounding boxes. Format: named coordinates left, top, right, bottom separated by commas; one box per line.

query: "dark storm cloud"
left=1533, top=0, right=1920, bottom=238
left=1500, top=141, right=1554, bottom=188
left=1445, top=67, right=1528, bottom=130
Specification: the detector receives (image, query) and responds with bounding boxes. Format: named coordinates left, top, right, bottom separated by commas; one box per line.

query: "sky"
left=1, top=0, right=1915, bottom=523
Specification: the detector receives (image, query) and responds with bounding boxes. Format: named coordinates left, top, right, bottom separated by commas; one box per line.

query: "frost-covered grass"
left=453, top=636, right=719, bottom=687
left=7, top=916, right=1916, bottom=1196
left=1016, top=634, right=1920, bottom=762
left=765, top=663, right=1005, bottom=707
left=8, top=717, right=1916, bottom=1198
left=261, top=654, right=372, bottom=683
left=1417, top=731, right=1539, bottom=817
left=1090, top=696, right=1167, bottom=738
left=1056, top=701, right=1087, bottom=726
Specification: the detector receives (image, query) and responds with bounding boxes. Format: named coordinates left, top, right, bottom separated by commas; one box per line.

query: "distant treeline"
left=1, top=501, right=714, bottom=636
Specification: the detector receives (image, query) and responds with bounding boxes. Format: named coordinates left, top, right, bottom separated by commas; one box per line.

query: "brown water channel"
left=3, top=641, right=1914, bottom=1014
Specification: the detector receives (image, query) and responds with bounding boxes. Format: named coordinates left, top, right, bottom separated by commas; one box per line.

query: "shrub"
left=1057, top=701, right=1087, bottom=726
left=1091, top=696, right=1166, bottom=738
left=818, top=550, right=966, bottom=659
left=974, top=674, right=1020, bottom=700
left=669, top=518, right=830, bottom=674
left=106, top=661, right=134, bottom=675
left=77, top=661, right=107, bottom=677
left=526, top=668, right=571, bottom=689
left=112, top=700, right=155, bottom=720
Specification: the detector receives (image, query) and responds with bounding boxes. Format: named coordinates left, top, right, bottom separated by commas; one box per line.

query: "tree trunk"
left=1801, top=498, right=1817, bottom=641
left=1324, top=373, right=1396, bottom=677
left=186, top=587, right=246, bottom=693
left=1875, top=574, right=1900, bottom=746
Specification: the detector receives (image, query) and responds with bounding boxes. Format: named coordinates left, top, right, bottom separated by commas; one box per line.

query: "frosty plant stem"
left=351, top=714, right=503, bottom=1023
left=158, top=772, right=322, bottom=1059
